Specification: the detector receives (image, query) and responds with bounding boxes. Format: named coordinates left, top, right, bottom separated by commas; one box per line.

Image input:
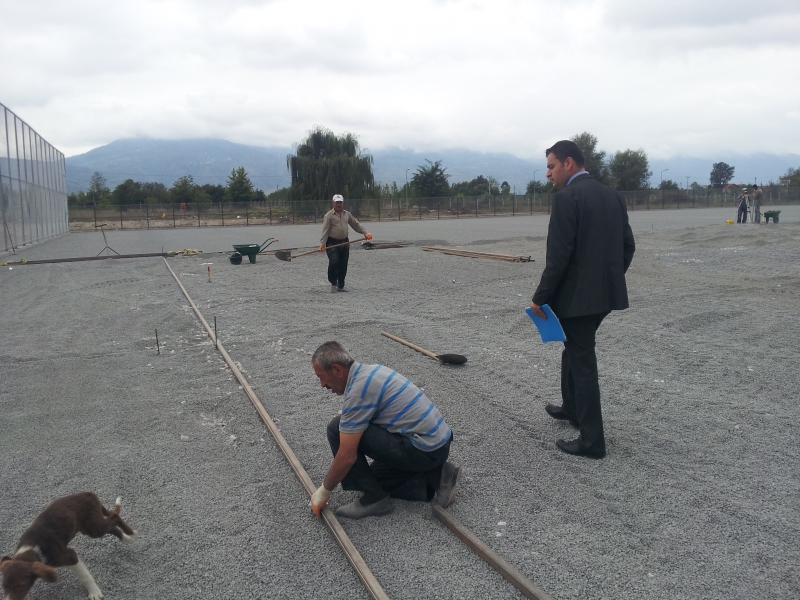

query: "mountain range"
left=64, top=138, right=800, bottom=194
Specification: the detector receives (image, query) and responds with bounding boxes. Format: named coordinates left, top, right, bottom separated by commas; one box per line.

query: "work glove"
left=318, top=245, right=325, bottom=252
left=365, top=233, right=373, bottom=240
left=310, top=485, right=331, bottom=517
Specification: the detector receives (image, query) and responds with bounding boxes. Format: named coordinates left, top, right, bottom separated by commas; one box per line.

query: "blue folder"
left=525, top=304, right=566, bottom=343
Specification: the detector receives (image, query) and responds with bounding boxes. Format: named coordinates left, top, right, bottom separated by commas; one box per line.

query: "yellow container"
left=726, top=220, right=734, bottom=224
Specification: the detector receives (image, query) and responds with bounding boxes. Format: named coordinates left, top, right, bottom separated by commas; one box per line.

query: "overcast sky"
left=2, top=0, right=799, bottom=160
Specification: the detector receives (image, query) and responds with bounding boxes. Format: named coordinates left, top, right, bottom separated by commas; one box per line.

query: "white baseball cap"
left=332, top=194, right=344, bottom=203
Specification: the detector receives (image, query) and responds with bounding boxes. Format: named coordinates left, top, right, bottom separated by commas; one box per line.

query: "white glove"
left=310, top=485, right=331, bottom=517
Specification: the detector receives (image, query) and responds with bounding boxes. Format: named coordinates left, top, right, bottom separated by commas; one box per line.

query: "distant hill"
left=65, top=138, right=293, bottom=194
left=65, top=138, right=800, bottom=194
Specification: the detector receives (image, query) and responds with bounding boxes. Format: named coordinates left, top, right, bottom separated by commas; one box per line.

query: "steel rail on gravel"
left=162, top=258, right=389, bottom=600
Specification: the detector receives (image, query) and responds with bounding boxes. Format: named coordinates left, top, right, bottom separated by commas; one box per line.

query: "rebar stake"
left=155, top=329, right=160, bottom=355
left=214, top=316, right=217, bottom=350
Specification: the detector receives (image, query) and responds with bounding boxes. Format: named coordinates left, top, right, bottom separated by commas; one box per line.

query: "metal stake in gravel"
left=155, top=329, right=160, bottom=355
left=380, top=331, right=467, bottom=365
left=162, top=258, right=389, bottom=600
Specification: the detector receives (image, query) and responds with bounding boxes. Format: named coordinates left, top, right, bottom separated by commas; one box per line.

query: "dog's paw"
left=121, top=530, right=137, bottom=544
left=87, top=587, right=104, bottom=599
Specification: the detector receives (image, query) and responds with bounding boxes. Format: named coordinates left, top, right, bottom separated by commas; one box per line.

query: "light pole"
left=661, top=169, right=668, bottom=208
left=660, top=168, right=668, bottom=187
left=405, top=168, right=410, bottom=210
left=533, top=168, right=539, bottom=207
left=686, top=176, right=690, bottom=190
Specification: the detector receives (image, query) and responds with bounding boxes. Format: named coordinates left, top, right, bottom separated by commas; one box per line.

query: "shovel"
left=381, top=331, right=467, bottom=365
left=275, top=237, right=367, bottom=262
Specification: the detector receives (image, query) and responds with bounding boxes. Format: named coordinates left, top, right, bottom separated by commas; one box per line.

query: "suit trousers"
left=559, top=312, right=609, bottom=451
left=326, top=236, right=349, bottom=288
left=326, top=416, right=450, bottom=503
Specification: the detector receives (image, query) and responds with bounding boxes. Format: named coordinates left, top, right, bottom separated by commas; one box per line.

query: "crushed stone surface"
left=1, top=206, right=798, bottom=600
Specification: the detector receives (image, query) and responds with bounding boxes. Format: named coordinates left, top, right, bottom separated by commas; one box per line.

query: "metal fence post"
left=269, top=200, right=272, bottom=225
left=197, top=204, right=201, bottom=227
left=93, top=204, right=97, bottom=228
left=120, top=207, right=123, bottom=230
left=245, top=202, right=249, bottom=225
left=173, top=205, right=176, bottom=228
left=146, top=205, right=150, bottom=229
left=220, top=202, right=224, bottom=226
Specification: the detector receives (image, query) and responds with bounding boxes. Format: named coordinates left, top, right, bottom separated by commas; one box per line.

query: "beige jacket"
left=320, top=209, right=366, bottom=245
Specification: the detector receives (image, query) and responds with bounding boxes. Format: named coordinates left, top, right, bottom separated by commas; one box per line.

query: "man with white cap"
left=318, top=194, right=372, bottom=292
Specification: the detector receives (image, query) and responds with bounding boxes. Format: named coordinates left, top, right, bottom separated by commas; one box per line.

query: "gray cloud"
left=1, top=0, right=798, bottom=160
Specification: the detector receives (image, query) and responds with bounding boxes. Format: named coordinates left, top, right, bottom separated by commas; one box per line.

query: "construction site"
left=2, top=205, right=798, bottom=599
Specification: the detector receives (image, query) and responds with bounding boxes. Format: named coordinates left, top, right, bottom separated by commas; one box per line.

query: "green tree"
left=659, top=179, right=679, bottom=190
left=200, top=184, right=226, bottom=204
left=709, top=162, right=735, bottom=188
left=500, top=181, right=511, bottom=195
left=411, top=159, right=450, bottom=198
left=609, top=149, right=652, bottom=190
left=170, top=175, right=205, bottom=205
left=88, top=172, right=110, bottom=205
left=570, top=132, right=611, bottom=185
left=526, top=179, right=554, bottom=194
left=286, top=126, right=376, bottom=212
left=779, top=166, right=800, bottom=187
left=225, top=167, right=255, bottom=203
left=450, top=175, right=499, bottom=196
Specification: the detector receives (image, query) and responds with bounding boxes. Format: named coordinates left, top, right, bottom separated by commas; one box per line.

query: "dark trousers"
left=326, top=415, right=450, bottom=502
left=559, top=312, right=609, bottom=451
left=737, top=206, right=747, bottom=223
left=326, top=236, right=349, bottom=288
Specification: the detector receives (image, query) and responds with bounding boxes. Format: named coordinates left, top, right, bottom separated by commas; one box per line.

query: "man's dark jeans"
left=326, top=415, right=451, bottom=502
left=326, top=236, right=349, bottom=289
left=560, top=312, right=609, bottom=452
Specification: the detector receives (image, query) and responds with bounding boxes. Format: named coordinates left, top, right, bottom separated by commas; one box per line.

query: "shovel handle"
left=294, top=237, right=367, bottom=259
left=381, top=331, right=440, bottom=361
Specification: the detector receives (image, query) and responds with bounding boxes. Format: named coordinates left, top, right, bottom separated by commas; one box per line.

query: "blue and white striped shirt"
left=340, top=362, right=452, bottom=451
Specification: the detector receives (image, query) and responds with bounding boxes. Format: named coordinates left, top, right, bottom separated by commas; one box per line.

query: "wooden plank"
left=162, top=258, right=390, bottom=600
left=432, top=505, right=553, bottom=600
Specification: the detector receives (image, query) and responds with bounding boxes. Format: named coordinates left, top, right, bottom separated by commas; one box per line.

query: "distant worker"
left=737, top=189, right=749, bottom=224
left=753, top=184, right=763, bottom=224
left=530, top=140, right=635, bottom=459
left=318, top=194, right=372, bottom=292
left=309, top=341, right=461, bottom=519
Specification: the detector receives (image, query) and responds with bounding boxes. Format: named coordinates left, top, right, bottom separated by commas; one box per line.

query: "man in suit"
left=530, top=140, right=635, bottom=458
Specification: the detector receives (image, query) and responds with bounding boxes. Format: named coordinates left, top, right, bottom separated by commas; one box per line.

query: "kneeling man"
left=310, top=341, right=461, bottom=519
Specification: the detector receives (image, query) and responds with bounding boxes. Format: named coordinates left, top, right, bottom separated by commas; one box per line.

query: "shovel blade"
left=275, top=250, right=292, bottom=262
left=437, top=354, right=468, bottom=365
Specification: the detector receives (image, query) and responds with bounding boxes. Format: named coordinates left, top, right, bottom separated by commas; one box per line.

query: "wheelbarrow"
left=230, top=238, right=278, bottom=264
left=763, top=210, right=781, bottom=223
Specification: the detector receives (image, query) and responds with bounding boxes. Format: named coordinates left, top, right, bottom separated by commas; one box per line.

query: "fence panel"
left=1, top=103, right=68, bottom=253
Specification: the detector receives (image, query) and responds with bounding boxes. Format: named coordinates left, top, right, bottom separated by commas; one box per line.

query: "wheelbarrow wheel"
left=229, top=252, right=243, bottom=265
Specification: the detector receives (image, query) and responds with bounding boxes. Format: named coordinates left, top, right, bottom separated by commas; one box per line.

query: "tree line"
left=68, top=167, right=272, bottom=207
left=70, top=127, right=800, bottom=208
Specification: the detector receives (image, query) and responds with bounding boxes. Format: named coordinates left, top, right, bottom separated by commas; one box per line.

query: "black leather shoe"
left=556, top=437, right=606, bottom=459
left=544, top=403, right=578, bottom=427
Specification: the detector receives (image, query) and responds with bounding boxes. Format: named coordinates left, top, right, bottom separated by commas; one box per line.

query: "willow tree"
left=286, top=127, right=375, bottom=214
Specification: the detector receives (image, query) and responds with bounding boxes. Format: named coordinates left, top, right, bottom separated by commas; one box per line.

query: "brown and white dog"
left=1, top=492, right=136, bottom=600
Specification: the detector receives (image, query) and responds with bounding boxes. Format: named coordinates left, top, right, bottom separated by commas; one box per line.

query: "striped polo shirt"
left=340, top=362, right=452, bottom=451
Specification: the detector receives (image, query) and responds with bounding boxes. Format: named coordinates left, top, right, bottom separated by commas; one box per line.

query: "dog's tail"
left=111, top=497, right=122, bottom=515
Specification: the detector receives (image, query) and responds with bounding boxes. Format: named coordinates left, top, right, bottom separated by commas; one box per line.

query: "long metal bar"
left=432, top=505, right=553, bottom=600
left=162, top=258, right=390, bottom=600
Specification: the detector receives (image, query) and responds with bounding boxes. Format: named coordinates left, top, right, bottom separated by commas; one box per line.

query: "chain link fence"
left=1, top=102, right=68, bottom=253
left=68, top=187, right=800, bottom=231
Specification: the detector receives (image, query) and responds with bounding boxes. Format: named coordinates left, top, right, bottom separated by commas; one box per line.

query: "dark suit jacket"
left=532, top=174, right=635, bottom=319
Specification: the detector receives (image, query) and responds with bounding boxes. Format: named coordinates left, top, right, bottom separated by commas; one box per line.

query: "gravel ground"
left=1, top=206, right=798, bottom=600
